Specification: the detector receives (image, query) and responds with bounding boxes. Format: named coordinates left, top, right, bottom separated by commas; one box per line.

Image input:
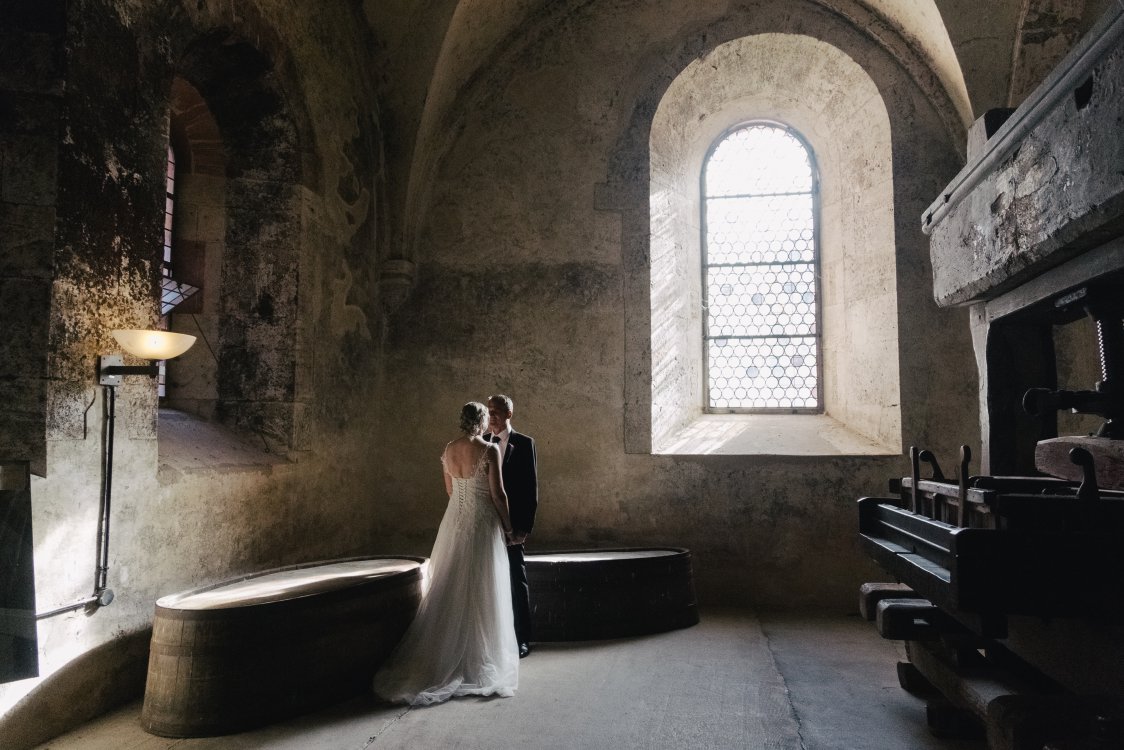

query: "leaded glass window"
left=702, top=123, right=821, bottom=412
left=160, top=147, right=199, bottom=317
left=158, top=145, right=199, bottom=398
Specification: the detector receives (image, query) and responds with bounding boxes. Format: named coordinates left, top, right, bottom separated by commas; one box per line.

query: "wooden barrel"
left=526, top=548, right=699, bottom=641
left=141, top=556, right=424, bottom=738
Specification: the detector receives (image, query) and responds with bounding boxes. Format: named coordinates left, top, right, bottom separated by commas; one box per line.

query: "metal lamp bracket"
left=98, top=354, right=158, bottom=385
left=99, top=354, right=124, bottom=386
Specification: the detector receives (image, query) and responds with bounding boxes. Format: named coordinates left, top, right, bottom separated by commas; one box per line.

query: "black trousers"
left=506, top=542, right=532, bottom=644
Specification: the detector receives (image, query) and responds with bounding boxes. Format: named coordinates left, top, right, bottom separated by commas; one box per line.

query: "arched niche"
left=609, top=1, right=971, bottom=459
left=167, top=32, right=314, bottom=453
left=649, top=33, right=899, bottom=455
left=162, top=76, right=224, bottom=421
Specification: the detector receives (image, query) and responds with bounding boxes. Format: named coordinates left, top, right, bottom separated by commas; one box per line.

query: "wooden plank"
left=876, top=599, right=967, bottom=640
left=859, top=500, right=955, bottom=565
left=859, top=534, right=954, bottom=607
left=859, top=582, right=920, bottom=621
left=1036, top=435, right=1124, bottom=489
left=859, top=535, right=1008, bottom=637
left=908, top=641, right=1018, bottom=719
left=906, top=641, right=1112, bottom=748
left=899, top=553, right=952, bottom=584
left=912, top=479, right=960, bottom=496
left=870, top=504, right=956, bottom=549
left=990, top=494, right=1124, bottom=530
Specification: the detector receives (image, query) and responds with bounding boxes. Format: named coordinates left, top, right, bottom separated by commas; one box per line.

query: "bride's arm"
left=486, top=444, right=513, bottom=533
left=441, top=442, right=453, bottom=497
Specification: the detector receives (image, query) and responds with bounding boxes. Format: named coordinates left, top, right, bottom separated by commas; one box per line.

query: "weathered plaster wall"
left=934, top=0, right=1112, bottom=115
left=371, top=0, right=979, bottom=615
left=0, top=0, right=391, bottom=744
left=386, top=0, right=974, bottom=277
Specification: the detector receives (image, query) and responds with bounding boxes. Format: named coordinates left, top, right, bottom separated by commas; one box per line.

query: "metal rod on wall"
left=36, top=386, right=116, bottom=619
left=96, top=384, right=115, bottom=594
left=35, top=330, right=194, bottom=620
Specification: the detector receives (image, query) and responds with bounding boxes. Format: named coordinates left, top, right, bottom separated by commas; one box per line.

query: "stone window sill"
left=653, top=413, right=899, bottom=456
left=158, top=408, right=287, bottom=481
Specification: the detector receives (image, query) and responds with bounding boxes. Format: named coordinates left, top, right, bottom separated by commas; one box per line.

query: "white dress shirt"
left=494, top=426, right=511, bottom=458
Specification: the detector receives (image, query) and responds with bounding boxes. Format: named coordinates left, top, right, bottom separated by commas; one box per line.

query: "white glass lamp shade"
left=111, top=329, right=196, bottom=360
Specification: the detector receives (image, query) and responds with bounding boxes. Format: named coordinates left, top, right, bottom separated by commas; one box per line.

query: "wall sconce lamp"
left=38, top=330, right=196, bottom=620
left=98, top=329, right=197, bottom=385
left=95, top=329, right=196, bottom=603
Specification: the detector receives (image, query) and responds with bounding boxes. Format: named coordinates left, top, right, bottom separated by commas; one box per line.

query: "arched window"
left=640, top=34, right=901, bottom=456
left=702, top=123, right=821, bottom=413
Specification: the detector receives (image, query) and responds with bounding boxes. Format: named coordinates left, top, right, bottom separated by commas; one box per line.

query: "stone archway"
left=600, top=0, right=971, bottom=456
left=172, top=31, right=314, bottom=452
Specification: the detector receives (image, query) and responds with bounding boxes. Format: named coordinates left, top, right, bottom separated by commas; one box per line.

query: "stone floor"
left=35, top=610, right=986, bottom=750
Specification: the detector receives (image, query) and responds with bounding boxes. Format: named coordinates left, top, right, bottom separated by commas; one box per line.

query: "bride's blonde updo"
left=458, top=401, right=488, bottom=436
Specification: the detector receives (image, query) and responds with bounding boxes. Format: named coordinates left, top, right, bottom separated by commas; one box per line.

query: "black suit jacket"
left=493, top=429, right=538, bottom=535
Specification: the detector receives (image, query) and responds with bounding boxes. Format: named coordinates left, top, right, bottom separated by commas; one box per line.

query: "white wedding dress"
left=372, top=448, right=518, bottom=705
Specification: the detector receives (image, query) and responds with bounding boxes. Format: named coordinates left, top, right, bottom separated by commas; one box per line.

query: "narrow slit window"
left=702, top=123, right=822, bottom=412
left=159, top=146, right=199, bottom=318
left=158, top=145, right=201, bottom=398
left=158, top=145, right=176, bottom=397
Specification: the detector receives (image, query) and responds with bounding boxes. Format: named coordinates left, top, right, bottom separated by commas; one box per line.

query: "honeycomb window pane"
left=703, top=124, right=821, bottom=411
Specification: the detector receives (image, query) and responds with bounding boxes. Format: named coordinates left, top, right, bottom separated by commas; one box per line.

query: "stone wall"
left=370, top=0, right=979, bottom=613
left=1, top=1, right=994, bottom=745
left=0, top=0, right=390, bottom=744
left=0, top=2, right=64, bottom=477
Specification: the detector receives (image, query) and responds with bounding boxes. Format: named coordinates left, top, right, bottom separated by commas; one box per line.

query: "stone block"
left=45, top=381, right=90, bottom=441
left=0, top=202, right=54, bottom=277
left=1, top=133, right=57, bottom=206
left=0, top=376, right=46, bottom=473
left=0, top=277, right=49, bottom=376
left=0, top=91, right=60, bottom=135
left=0, top=30, right=62, bottom=94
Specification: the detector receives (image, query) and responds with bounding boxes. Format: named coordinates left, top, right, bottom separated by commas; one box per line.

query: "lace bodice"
left=445, top=449, right=494, bottom=533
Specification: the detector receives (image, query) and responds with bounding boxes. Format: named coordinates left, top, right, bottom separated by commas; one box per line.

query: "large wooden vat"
left=141, top=557, right=424, bottom=738
left=526, top=547, right=698, bottom=641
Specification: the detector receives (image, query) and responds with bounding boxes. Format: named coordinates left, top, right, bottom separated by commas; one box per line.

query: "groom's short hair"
left=488, top=394, right=514, bottom=413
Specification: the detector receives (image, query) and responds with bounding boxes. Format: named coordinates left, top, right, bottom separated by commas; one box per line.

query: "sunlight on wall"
left=649, top=33, right=901, bottom=455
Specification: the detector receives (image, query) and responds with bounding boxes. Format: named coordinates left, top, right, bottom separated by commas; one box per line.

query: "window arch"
left=157, top=34, right=314, bottom=457
left=161, top=77, right=220, bottom=417
left=639, top=33, right=902, bottom=456
left=702, top=123, right=821, bottom=412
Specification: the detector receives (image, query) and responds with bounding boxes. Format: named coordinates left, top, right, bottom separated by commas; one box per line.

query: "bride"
left=372, top=402, right=519, bottom=705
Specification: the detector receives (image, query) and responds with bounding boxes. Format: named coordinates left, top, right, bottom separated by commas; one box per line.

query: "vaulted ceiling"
left=361, top=0, right=1113, bottom=253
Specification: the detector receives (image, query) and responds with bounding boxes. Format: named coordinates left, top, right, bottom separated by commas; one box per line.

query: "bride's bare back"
left=442, top=435, right=512, bottom=533
left=442, top=435, right=494, bottom=478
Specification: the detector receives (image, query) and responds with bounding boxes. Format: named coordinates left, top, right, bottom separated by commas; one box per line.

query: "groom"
left=486, top=394, right=538, bottom=658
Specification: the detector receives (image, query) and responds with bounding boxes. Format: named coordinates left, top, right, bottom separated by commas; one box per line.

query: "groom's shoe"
left=519, top=642, right=530, bottom=658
